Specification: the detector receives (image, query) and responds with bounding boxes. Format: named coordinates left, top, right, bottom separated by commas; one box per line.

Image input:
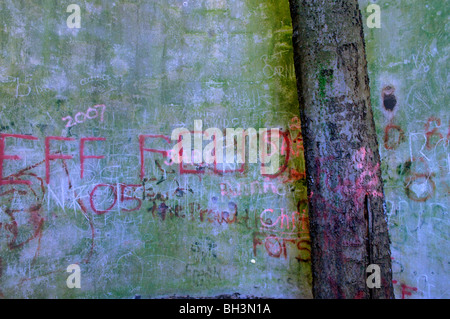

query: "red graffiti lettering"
left=0, top=133, right=38, bottom=186
left=139, top=134, right=171, bottom=180
left=384, top=124, right=405, bottom=150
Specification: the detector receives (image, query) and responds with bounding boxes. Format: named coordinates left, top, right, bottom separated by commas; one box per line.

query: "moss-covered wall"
left=360, top=0, right=449, bottom=299
left=0, top=0, right=310, bottom=299
left=0, top=0, right=447, bottom=299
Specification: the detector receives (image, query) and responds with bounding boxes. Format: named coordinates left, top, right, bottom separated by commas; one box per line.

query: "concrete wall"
left=361, top=0, right=449, bottom=299
left=0, top=0, right=447, bottom=299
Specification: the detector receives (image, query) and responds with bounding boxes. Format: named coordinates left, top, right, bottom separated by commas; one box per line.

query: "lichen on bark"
left=288, top=0, right=394, bottom=299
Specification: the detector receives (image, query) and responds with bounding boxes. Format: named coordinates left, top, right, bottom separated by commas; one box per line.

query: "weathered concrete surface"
left=0, top=0, right=447, bottom=299
left=360, top=0, right=449, bottom=299
left=0, top=0, right=310, bottom=298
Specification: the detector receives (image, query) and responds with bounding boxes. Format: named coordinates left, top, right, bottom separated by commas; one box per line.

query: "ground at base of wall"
left=135, top=293, right=271, bottom=299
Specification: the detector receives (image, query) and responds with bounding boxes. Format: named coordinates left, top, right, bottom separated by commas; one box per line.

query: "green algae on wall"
left=0, top=0, right=310, bottom=298
left=360, top=0, right=449, bottom=299
left=0, top=0, right=447, bottom=299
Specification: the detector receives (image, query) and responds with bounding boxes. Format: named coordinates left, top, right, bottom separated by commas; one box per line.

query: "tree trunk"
left=288, top=0, right=394, bottom=299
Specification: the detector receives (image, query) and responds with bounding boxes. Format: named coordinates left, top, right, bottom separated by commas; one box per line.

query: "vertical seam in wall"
left=364, top=194, right=373, bottom=299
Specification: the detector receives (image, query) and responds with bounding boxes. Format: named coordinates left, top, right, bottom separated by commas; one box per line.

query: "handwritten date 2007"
left=62, top=104, right=107, bottom=128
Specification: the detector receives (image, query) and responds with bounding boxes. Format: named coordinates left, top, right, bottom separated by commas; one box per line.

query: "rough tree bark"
left=288, top=0, right=394, bottom=299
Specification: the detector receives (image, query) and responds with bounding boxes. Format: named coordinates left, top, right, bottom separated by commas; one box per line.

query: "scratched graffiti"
left=0, top=154, right=95, bottom=297
left=0, top=0, right=447, bottom=299
left=363, top=0, right=449, bottom=299
left=0, top=115, right=309, bottom=298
